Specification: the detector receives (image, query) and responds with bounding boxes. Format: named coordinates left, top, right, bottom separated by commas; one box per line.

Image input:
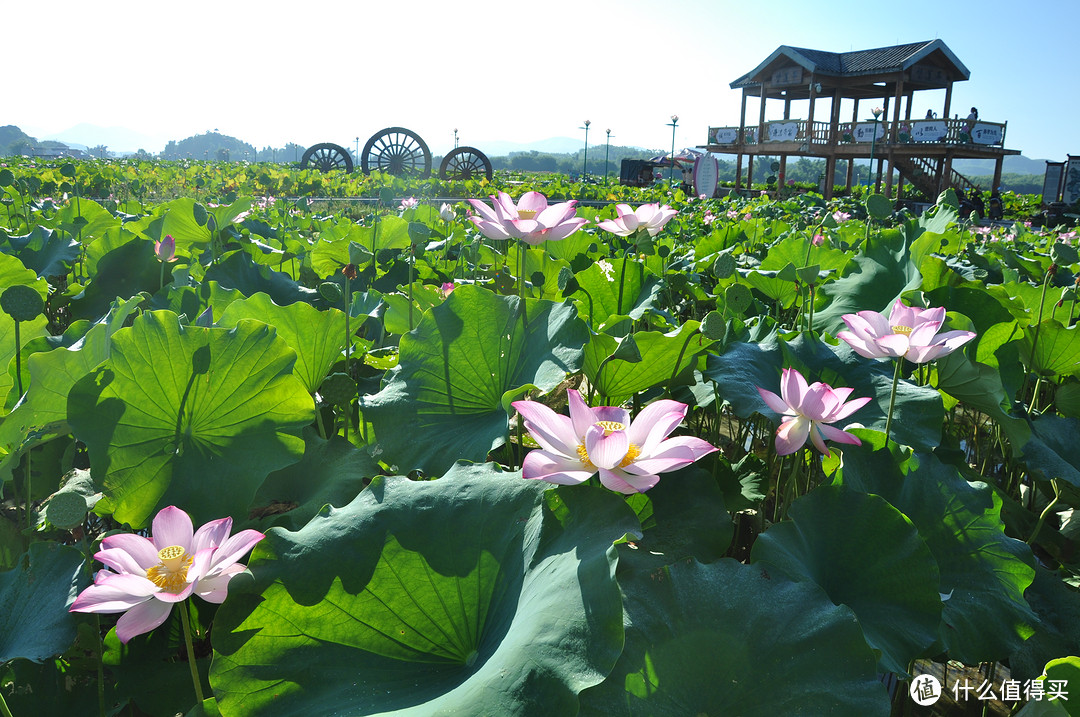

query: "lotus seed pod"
left=1, top=285, right=45, bottom=322
left=45, top=491, right=89, bottom=530
left=320, top=372, right=358, bottom=406
left=712, top=252, right=736, bottom=279
left=725, top=283, right=753, bottom=315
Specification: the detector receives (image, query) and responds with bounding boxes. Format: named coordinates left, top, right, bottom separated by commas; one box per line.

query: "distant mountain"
left=953, top=155, right=1053, bottom=176
left=43, top=123, right=170, bottom=154
left=478, top=136, right=633, bottom=157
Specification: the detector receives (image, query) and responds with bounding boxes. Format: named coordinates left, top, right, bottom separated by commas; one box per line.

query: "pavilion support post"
left=806, top=81, right=817, bottom=146
left=943, top=81, right=953, bottom=122
left=943, top=149, right=955, bottom=195
left=885, top=149, right=895, bottom=198
left=748, top=156, right=755, bottom=193
left=849, top=100, right=860, bottom=188
left=992, top=156, right=1004, bottom=192
left=736, top=88, right=749, bottom=191
left=824, top=155, right=837, bottom=200
left=735, top=153, right=744, bottom=190
left=758, top=89, right=767, bottom=152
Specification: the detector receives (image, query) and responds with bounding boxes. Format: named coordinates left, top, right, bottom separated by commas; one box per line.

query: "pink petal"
left=598, top=467, right=660, bottom=494
left=909, top=321, right=944, bottom=347
left=758, top=386, right=792, bottom=415
left=70, top=574, right=159, bottom=613
left=536, top=218, right=587, bottom=241
left=115, top=598, right=173, bottom=644
left=837, top=332, right=890, bottom=360
left=819, top=423, right=863, bottom=447
left=151, top=506, right=194, bottom=552
left=567, top=389, right=600, bottom=439
left=536, top=202, right=578, bottom=228
left=194, top=563, right=246, bottom=603
left=626, top=399, right=688, bottom=453
left=512, top=399, right=579, bottom=457
left=780, top=368, right=810, bottom=409
left=99, top=533, right=159, bottom=570
left=830, top=395, right=872, bottom=421
left=875, top=333, right=911, bottom=358
left=466, top=198, right=499, bottom=223
left=846, top=310, right=890, bottom=340
left=808, top=423, right=831, bottom=455
left=775, top=416, right=810, bottom=455
left=630, top=435, right=717, bottom=474
left=206, top=530, right=265, bottom=577
left=596, top=219, right=631, bottom=236
left=191, top=517, right=233, bottom=554
left=584, top=426, right=630, bottom=470
left=521, top=449, right=595, bottom=485
left=516, top=191, right=549, bottom=215
left=95, top=547, right=149, bottom=577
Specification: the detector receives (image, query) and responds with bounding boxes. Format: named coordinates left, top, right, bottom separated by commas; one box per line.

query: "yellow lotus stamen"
left=517, top=209, right=538, bottom=220
left=619, top=444, right=642, bottom=468
left=146, top=545, right=193, bottom=594
left=577, top=443, right=595, bottom=469
left=891, top=325, right=913, bottom=336
left=594, top=420, right=626, bottom=435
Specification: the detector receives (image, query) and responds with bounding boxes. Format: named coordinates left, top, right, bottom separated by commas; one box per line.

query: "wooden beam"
left=992, top=155, right=1004, bottom=192
left=943, top=81, right=953, bottom=121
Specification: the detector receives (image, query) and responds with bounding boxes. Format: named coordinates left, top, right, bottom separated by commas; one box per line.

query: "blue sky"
left=7, top=0, right=1077, bottom=161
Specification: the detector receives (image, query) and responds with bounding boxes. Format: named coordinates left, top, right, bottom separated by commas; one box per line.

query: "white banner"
left=853, top=122, right=885, bottom=143
left=911, top=120, right=947, bottom=142
left=971, top=122, right=1003, bottom=145
left=693, top=154, right=719, bottom=198
left=767, top=122, right=799, bottom=142
left=713, top=127, right=738, bottom=144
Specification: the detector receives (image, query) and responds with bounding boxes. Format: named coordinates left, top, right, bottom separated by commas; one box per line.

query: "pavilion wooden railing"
left=707, top=118, right=1008, bottom=149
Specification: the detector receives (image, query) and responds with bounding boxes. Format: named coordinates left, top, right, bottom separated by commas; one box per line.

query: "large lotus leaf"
left=507, top=244, right=574, bottom=300
left=587, top=321, right=712, bottom=402
left=360, top=285, right=588, bottom=475
left=840, top=444, right=1038, bottom=664
left=1025, top=319, right=1080, bottom=378
left=218, top=293, right=347, bottom=394
left=570, top=257, right=663, bottom=329
left=148, top=280, right=246, bottom=325
left=578, top=555, right=890, bottom=716
left=1010, top=567, right=1080, bottom=682
left=71, top=233, right=161, bottom=321
left=814, top=228, right=923, bottom=334
left=204, top=251, right=319, bottom=306
left=67, top=310, right=313, bottom=528
left=2, top=226, right=81, bottom=277
left=934, top=349, right=1030, bottom=448
left=0, top=296, right=142, bottom=483
left=55, top=197, right=119, bottom=243
left=252, top=428, right=380, bottom=531
left=704, top=333, right=944, bottom=452
left=758, top=231, right=851, bottom=275
left=0, top=541, right=88, bottom=663
left=752, top=484, right=942, bottom=674
left=210, top=464, right=639, bottom=716
left=1019, top=415, right=1080, bottom=488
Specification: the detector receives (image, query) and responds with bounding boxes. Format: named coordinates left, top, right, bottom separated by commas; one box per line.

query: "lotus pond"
left=1, top=158, right=1080, bottom=716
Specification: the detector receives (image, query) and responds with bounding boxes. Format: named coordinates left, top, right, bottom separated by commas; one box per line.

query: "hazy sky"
left=7, top=0, right=1077, bottom=160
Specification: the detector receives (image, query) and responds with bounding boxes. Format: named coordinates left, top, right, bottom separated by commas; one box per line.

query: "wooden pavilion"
left=702, top=40, right=1020, bottom=200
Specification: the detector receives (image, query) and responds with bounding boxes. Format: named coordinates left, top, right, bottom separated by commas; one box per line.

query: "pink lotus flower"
left=757, top=368, right=871, bottom=456
left=440, top=281, right=455, bottom=298
left=596, top=203, right=678, bottom=238
left=512, top=389, right=717, bottom=494
left=837, top=299, right=976, bottom=364
left=468, top=191, right=587, bottom=245
left=832, top=211, right=851, bottom=223
left=399, top=196, right=419, bottom=210
left=154, top=234, right=177, bottom=263
left=69, top=506, right=264, bottom=643
left=812, top=233, right=824, bottom=246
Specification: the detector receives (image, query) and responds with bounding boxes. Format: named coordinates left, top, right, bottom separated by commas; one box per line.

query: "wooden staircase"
left=893, top=156, right=981, bottom=199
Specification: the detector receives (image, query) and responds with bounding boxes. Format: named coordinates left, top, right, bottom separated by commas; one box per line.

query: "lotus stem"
left=0, top=689, right=12, bottom=717
left=179, top=600, right=206, bottom=707
left=1025, top=267, right=1052, bottom=410
left=1027, top=478, right=1061, bottom=545
left=884, top=358, right=903, bottom=444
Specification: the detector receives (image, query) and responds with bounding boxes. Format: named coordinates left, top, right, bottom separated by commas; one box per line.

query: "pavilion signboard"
left=767, top=122, right=799, bottom=142
left=910, top=121, right=947, bottom=142
left=971, top=123, right=1003, bottom=146
left=769, top=66, right=802, bottom=87
left=853, top=123, right=885, bottom=143
left=713, top=127, right=738, bottom=145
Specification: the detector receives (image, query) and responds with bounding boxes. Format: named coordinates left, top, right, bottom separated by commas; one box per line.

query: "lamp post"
left=580, top=120, right=591, bottom=180
left=454, top=128, right=459, bottom=149
left=667, top=115, right=679, bottom=183
left=867, top=106, right=883, bottom=190
left=355, top=136, right=360, bottom=166
left=605, top=128, right=613, bottom=180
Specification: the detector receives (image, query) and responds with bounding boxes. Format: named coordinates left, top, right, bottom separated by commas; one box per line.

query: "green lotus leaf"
left=570, top=257, right=663, bottom=330
left=67, top=310, right=313, bottom=528
left=934, top=349, right=1030, bottom=448
left=841, top=445, right=1039, bottom=664
left=218, top=293, right=348, bottom=394
left=2, top=226, right=81, bottom=278
left=1024, top=320, right=1080, bottom=378
left=814, top=228, right=923, bottom=334
left=0, top=296, right=142, bottom=483
left=752, top=484, right=942, bottom=674
left=70, top=233, right=161, bottom=321
left=204, top=251, right=319, bottom=306
left=210, top=464, right=639, bottom=716
left=704, top=333, right=944, bottom=452
left=360, top=285, right=588, bottom=475
left=585, top=321, right=711, bottom=402
left=1019, top=415, right=1080, bottom=487
left=578, top=556, right=890, bottom=716
left=0, top=542, right=88, bottom=663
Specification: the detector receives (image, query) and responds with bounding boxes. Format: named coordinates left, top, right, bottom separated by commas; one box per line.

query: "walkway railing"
left=707, top=118, right=1007, bottom=148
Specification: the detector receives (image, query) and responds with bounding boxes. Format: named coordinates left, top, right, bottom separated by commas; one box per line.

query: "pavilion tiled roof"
left=730, top=40, right=970, bottom=88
